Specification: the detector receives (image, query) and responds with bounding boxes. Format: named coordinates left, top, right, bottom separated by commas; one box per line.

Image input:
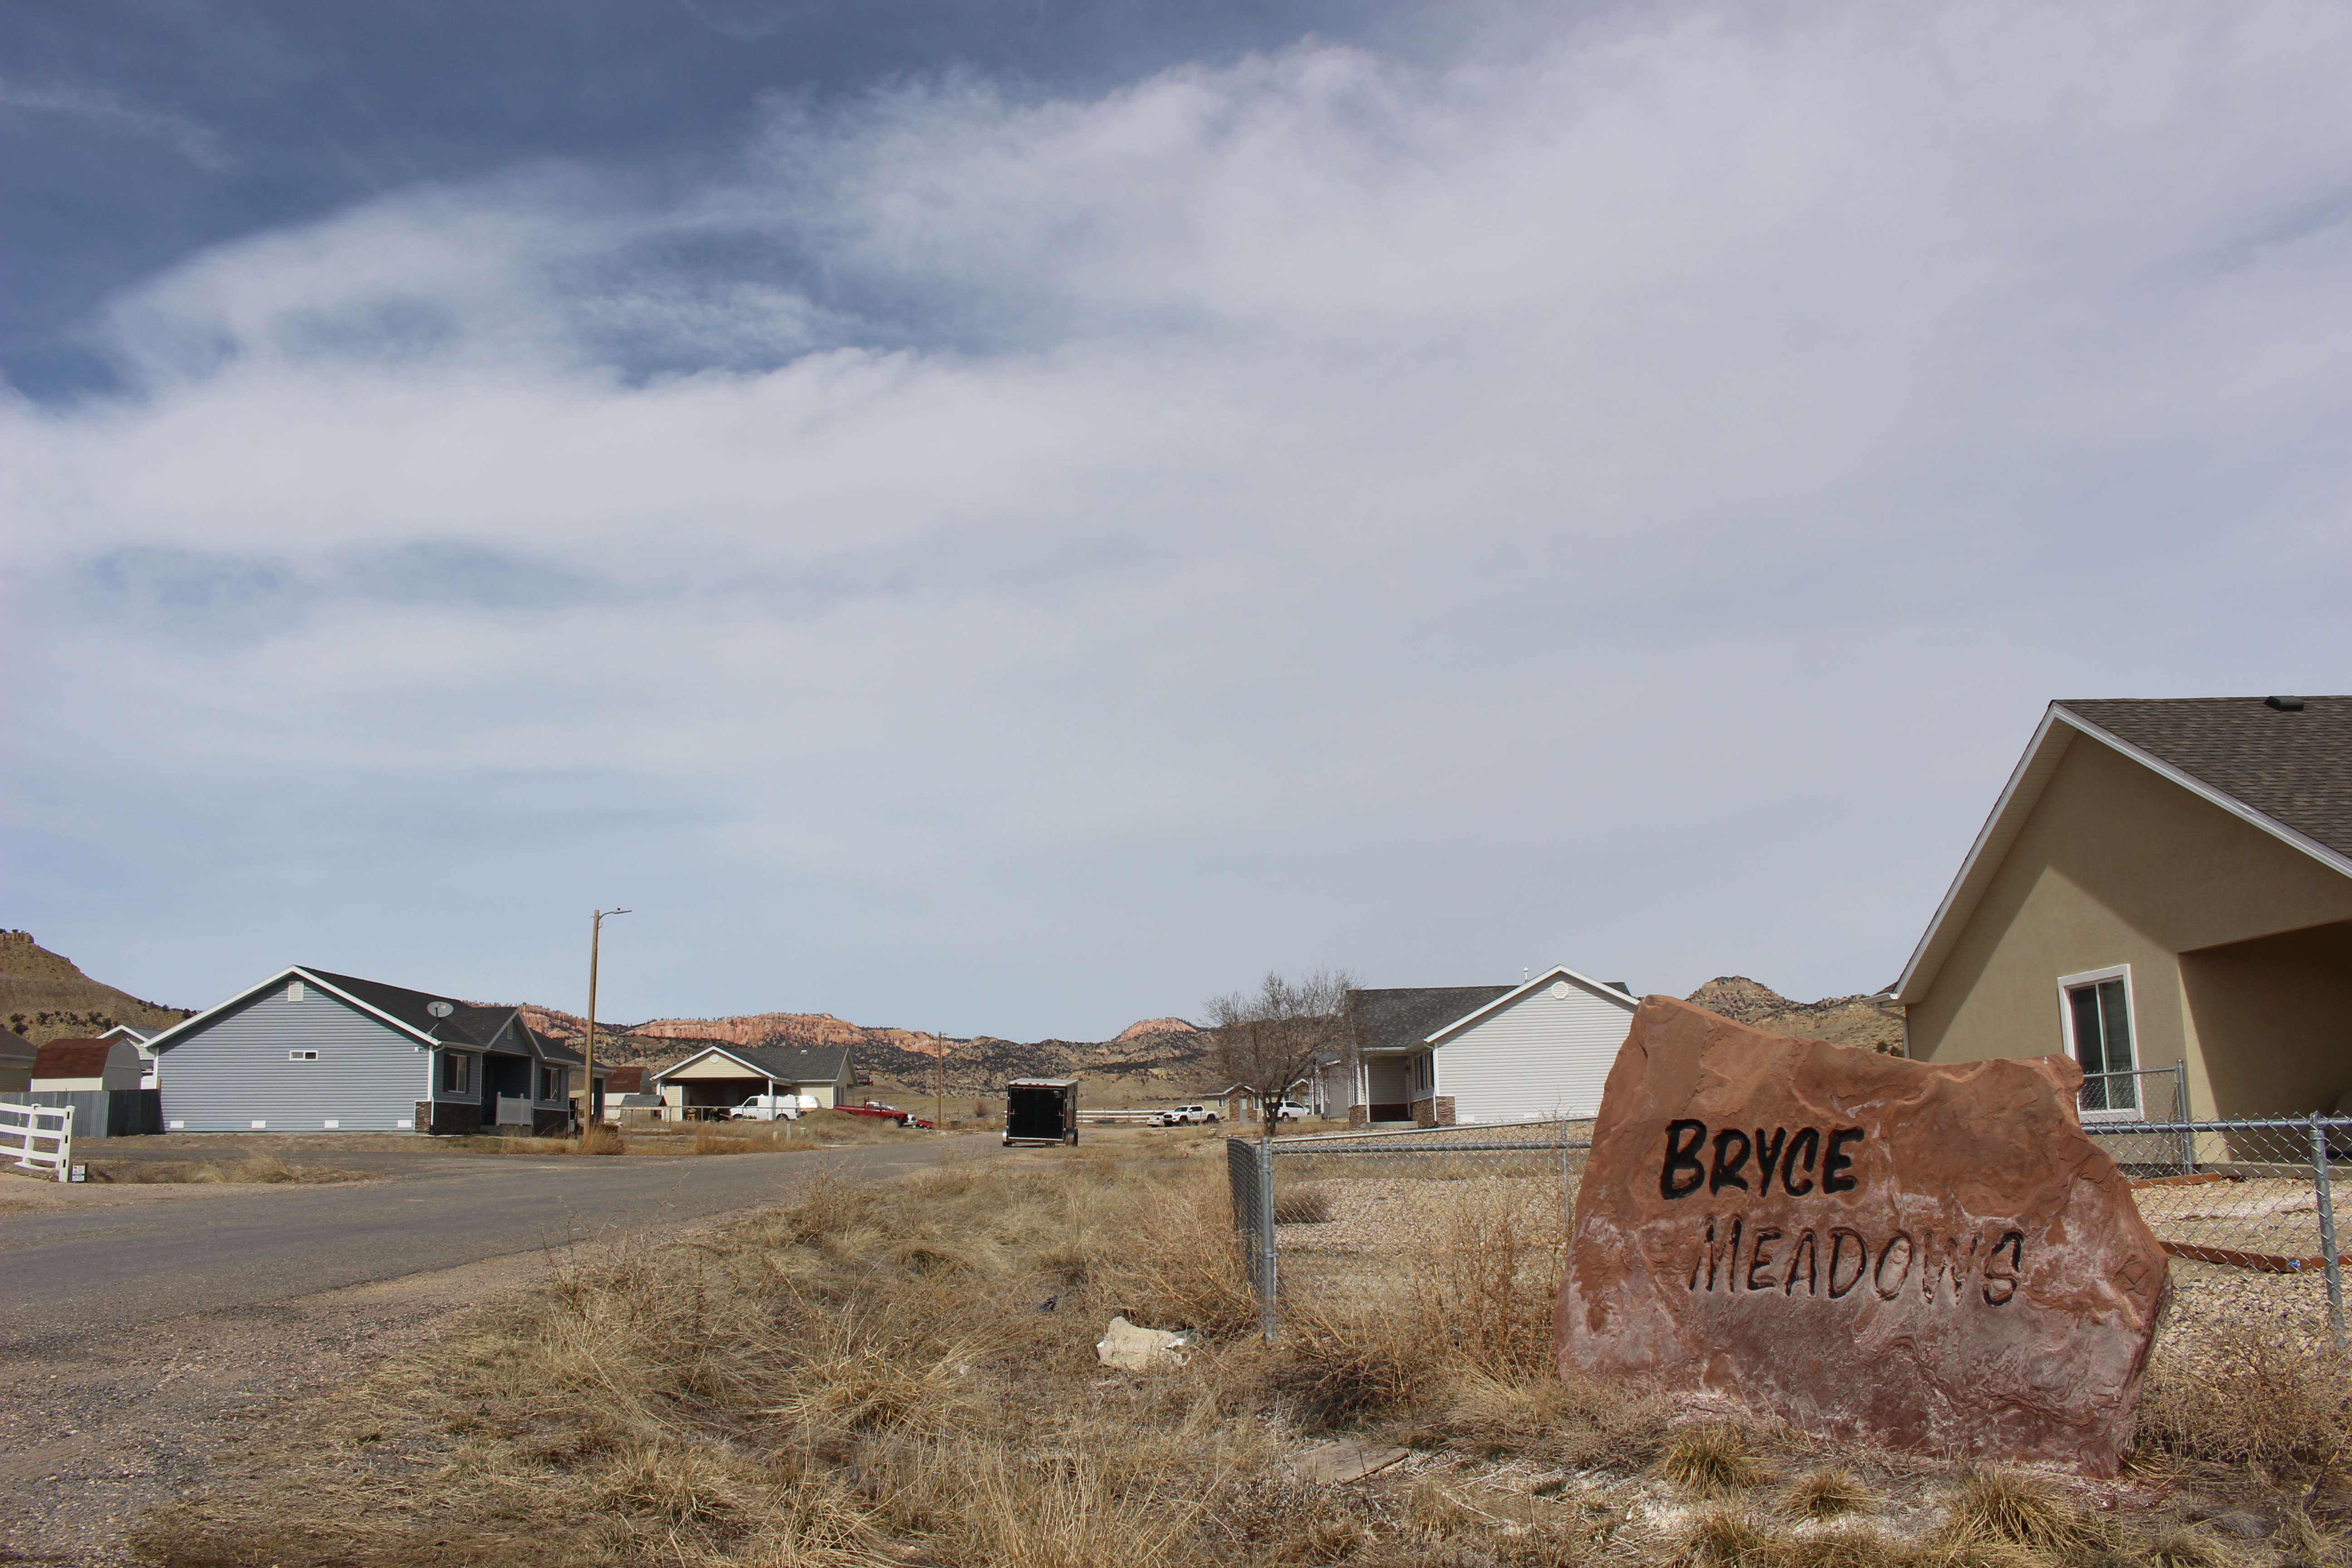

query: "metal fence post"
left=2313, top=1113, right=2344, bottom=1354
left=1256, top=1137, right=1279, bottom=1342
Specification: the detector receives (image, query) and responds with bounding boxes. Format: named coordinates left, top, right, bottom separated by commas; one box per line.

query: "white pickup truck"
left=729, top=1093, right=817, bottom=1122
left=1152, top=1103, right=1221, bottom=1126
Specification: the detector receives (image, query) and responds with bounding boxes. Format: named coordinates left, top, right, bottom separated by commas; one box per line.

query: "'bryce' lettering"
left=1661, top=1120, right=1708, bottom=1199
left=1658, top=1121, right=1863, bottom=1201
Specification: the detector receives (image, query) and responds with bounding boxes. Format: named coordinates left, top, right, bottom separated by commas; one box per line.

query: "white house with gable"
left=1349, top=966, right=1640, bottom=1127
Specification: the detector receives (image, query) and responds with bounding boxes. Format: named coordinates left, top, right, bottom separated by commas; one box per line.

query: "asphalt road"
left=0, top=1137, right=985, bottom=1357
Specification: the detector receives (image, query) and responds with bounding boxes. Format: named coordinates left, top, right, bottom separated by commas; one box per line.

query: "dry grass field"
left=129, top=1137, right=2350, bottom=1568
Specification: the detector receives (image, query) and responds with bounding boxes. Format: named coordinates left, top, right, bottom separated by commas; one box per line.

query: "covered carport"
left=649, top=1043, right=854, bottom=1120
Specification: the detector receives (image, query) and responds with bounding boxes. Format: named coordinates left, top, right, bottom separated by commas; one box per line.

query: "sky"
left=5, top=1, right=2348, bottom=1039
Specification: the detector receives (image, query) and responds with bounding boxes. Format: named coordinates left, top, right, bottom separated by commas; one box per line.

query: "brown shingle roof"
left=32, top=1039, right=116, bottom=1078
left=2058, top=696, right=2352, bottom=860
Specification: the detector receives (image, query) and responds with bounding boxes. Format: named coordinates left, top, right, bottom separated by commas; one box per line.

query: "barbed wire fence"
left=1229, top=1111, right=2350, bottom=1352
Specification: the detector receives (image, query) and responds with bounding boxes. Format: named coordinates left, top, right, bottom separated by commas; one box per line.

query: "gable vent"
left=286, top=980, right=305, bottom=1003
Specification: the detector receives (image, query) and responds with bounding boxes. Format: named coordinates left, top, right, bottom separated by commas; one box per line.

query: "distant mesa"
left=1115, top=1017, right=1199, bottom=1042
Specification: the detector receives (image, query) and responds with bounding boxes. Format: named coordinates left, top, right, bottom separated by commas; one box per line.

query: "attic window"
left=289, top=1049, right=319, bottom=1061
left=286, top=980, right=305, bottom=1003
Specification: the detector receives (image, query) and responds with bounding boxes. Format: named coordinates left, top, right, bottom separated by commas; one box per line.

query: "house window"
left=2061, top=968, right=2136, bottom=1114
left=441, top=1051, right=471, bottom=1094
left=289, top=1050, right=319, bottom=1061
left=538, top=1065, right=565, bottom=1100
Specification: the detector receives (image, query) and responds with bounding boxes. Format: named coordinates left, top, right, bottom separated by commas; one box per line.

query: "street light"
left=583, top=907, right=631, bottom=1145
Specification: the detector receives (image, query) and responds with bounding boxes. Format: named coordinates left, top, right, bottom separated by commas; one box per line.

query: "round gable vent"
left=1549, top=980, right=1571, bottom=1000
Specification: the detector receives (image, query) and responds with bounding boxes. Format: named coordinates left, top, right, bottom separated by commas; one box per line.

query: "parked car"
left=729, top=1093, right=815, bottom=1122
left=1270, top=1102, right=1310, bottom=1122
left=836, top=1099, right=911, bottom=1127
left=1152, top=1103, right=1220, bottom=1127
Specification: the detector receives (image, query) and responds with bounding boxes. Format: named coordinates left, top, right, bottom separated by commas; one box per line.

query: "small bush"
left=1657, top=1426, right=1765, bottom=1496
left=578, top=1123, right=626, bottom=1156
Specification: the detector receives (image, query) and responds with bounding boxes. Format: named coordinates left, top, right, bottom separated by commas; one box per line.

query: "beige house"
left=1895, top=696, right=2352, bottom=1121
left=651, top=1044, right=854, bottom=1116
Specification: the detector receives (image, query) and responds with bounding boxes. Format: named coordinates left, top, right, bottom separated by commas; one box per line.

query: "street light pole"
left=583, top=907, right=631, bottom=1144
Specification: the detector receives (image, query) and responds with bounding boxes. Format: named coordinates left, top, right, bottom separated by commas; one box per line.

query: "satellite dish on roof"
left=427, top=1001, right=455, bottom=1018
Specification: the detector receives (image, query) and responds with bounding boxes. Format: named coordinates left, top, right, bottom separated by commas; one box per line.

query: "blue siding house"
left=145, top=967, right=583, bottom=1136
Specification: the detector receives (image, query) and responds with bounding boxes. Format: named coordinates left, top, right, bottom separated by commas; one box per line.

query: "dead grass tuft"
left=2140, top=1529, right=2220, bottom=1568
left=1935, top=1470, right=2106, bottom=1563
left=2136, top=1323, right=2351, bottom=1467
left=1679, top=1505, right=1777, bottom=1568
left=1781, top=1467, right=1870, bottom=1520
left=1658, top=1425, right=1766, bottom=1497
left=579, top=1123, right=627, bottom=1156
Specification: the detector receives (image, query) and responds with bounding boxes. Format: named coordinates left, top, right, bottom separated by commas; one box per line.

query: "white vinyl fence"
left=1, top=1101, right=74, bottom=1181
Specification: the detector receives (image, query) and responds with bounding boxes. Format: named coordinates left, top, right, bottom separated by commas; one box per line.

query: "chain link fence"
left=1230, top=1114, right=2350, bottom=1349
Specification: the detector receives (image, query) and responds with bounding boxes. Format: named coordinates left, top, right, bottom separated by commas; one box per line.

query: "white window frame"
left=2055, top=965, right=2141, bottom=1123
left=289, top=1049, right=319, bottom=1061
left=441, top=1050, right=472, bottom=1097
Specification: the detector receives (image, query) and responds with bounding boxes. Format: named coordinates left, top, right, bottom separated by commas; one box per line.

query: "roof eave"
left=1424, top=965, right=1639, bottom=1044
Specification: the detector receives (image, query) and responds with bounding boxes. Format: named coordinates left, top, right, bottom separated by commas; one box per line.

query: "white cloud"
left=1, top=79, right=232, bottom=171
left=8, top=3, right=2352, bottom=1033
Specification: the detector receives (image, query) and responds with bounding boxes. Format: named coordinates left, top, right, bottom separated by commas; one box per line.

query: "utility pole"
left=583, top=907, right=631, bottom=1145
left=935, top=1029, right=944, bottom=1131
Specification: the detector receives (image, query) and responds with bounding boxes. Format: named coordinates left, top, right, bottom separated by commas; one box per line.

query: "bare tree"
left=1204, top=968, right=1356, bottom=1137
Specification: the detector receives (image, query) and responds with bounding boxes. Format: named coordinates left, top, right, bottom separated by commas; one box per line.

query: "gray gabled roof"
left=1349, top=985, right=1512, bottom=1054
left=146, top=965, right=573, bottom=1064
left=651, top=1043, right=852, bottom=1084
left=1896, top=696, right=2352, bottom=1004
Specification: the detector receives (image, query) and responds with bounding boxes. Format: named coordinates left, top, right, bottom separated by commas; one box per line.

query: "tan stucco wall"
left=2178, top=921, right=2352, bottom=1117
left=1908, top=734, right=2352, bottom=1117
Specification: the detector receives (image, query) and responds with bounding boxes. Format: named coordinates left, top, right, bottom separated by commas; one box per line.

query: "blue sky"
left=5, top=1, right=2348, bottom=1037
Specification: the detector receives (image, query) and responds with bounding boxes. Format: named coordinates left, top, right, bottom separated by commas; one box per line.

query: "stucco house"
left=1348, top=967, right=1639, bottom=1126
left=651, top=1044, right=855, bottom=1117
left=145, top=966, right=583, bottom=1135
left=1895, top=696, right=2352, bottom=1122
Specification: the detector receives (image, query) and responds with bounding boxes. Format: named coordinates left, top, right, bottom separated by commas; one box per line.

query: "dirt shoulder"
left=0, top=1246, right=558, bottom=1567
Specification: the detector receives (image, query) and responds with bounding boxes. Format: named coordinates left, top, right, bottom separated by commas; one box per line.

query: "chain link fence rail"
left=1230, top=1113, right=2349, bottom=1351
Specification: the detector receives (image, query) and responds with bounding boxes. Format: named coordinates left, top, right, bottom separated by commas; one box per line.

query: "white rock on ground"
left=1095, top=1315, right=1191, bottom=1372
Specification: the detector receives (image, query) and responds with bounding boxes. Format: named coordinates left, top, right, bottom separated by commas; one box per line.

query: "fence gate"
left=0, top=1102, right=74, bottom=1181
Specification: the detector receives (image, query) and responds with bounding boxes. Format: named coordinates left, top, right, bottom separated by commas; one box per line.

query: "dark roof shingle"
left=304, top=969, right=550, bottom=1057
left=2059, top=696, right=2352, bottom=860
left=32, top=1039, right=121, bottom=1078
left=1349, top=985, right=1513, bottom=1053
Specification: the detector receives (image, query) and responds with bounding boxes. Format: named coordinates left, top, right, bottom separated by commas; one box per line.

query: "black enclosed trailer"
left=1003, top=1077, right=1079, bottom=1146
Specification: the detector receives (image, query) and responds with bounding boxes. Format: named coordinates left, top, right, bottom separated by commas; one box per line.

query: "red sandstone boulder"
left=1557, top=995, right=2167, bottom=1474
